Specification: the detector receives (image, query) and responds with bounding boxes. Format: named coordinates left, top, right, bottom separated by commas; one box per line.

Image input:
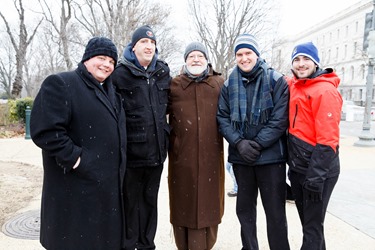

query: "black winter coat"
left=113, top=59, right=171, bottom=167
left=217, top=69, right=289, bottom=165
left=30, top=63, right=126, bottom=250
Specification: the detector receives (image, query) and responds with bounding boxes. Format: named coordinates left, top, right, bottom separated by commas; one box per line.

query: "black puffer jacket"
left=217, top=69, right=289, bottom=166
left=113, top=58, right=171, bottom=168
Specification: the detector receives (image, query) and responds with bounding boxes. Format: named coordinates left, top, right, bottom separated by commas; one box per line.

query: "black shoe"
left=227, top=190, right=237, bottom=197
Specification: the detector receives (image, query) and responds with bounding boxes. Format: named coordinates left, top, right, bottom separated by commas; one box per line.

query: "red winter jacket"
left=287, top=68, right=342, bottom=190
left=288, top=68, right=342, bottom=152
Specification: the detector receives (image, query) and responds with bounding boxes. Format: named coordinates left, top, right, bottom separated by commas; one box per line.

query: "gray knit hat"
left=184, top=42, right=208, bottom=61
left=234, top=34, right=260, bottom=56
left=81, top=37, right=118, bottom=63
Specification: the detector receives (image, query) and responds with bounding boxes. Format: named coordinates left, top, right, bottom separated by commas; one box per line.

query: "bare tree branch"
left=72, top=0, right=180, bottom=64
left=0, top=42, right=15, bottom=98
left=0, top=0, right=43, bottom=98
left=38, top=0, right=73, bottom=70
left=189, top=0, right=278, bottom=78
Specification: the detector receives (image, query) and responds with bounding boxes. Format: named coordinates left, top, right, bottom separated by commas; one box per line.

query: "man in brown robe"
left=168, top=42, right=225, bottom=250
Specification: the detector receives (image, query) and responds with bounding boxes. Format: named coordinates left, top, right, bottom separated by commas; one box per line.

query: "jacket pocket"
left=287, top=134, right=313, bottom=169
left=156, top=81, right=170, bottom=105
left=127, top=130, right=146, bottom=143
left=74, top=147, right=100, bottom=181
left=120, top=86, right=144, bottom=110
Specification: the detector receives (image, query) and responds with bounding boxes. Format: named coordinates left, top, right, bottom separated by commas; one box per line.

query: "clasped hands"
left=236, top=139, right=262, bottom=164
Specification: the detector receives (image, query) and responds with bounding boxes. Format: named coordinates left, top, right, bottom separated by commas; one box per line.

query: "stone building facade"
left=272, top=0, right=374, bottom=105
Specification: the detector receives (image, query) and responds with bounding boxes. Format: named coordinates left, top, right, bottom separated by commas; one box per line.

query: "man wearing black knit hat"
left=112, top=25, right=171, bottom=250
left=217, top=34, right=290, bottom=250
left=30, top=37, right=126, bottom=249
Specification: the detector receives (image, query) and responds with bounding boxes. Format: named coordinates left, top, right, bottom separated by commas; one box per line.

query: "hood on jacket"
left=291, top=68, right=340, bottom=89
left=119, top=43, right=158, bottom=72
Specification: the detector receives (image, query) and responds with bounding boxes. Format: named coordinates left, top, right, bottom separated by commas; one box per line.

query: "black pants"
left=123, top=165, right=163, bottom=250
left=289, top=170, right=338, bottom=250
left=233, top=163, right=290, bottom=250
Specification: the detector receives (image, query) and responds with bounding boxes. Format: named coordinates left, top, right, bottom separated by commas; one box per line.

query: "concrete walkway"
left=0, top=130, right=375, bottom=249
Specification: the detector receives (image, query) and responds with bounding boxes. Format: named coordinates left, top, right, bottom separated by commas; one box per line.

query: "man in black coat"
left=30, top=37, right=126, bottom=250
left=112, top=25, right=171, bottom=250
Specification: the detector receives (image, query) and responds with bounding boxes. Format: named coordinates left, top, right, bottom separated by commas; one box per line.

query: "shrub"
left=8, top=98, right=34, bottom=123
left=0, top=103, right=10, bottom=126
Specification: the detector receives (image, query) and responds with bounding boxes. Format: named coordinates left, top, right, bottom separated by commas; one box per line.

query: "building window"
left=327, top=49, right=331, bottom=63
left=351, top=66, right=354, bottom=80
left=337, top=29, right=340, bottom=39
left=361, top=64, right=365, bottom=79
left=344, top=44, right=347, bottom=59
left=329, top=32, right=332, bottom=42
left=360, top=89, right=363, bottom=101
left=336, top=47, right=339, bottom=60
left=356, top=21, right=358, bottom=33
left=341, top=67, right=345, bottom=82
left=353, top=42, right=357, bottom=57
left=346, top=25, right=349, bottom=37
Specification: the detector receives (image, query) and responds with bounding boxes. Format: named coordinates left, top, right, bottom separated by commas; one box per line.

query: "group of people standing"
left=30, top=24, right=342, bottom=250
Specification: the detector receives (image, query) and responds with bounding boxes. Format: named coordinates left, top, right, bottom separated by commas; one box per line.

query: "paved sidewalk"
left=0, top=134, right=375, bottom=249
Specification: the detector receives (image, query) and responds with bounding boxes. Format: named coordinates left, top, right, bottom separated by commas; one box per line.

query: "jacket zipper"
left=292, top=104, right=298, bottom=128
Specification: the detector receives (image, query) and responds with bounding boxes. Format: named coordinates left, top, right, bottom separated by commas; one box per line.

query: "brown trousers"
left=172, top=225, right=218, bottom=250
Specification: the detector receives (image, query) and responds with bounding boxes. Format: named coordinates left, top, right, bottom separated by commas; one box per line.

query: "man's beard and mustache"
left=187, top=62, right=208, bottom=76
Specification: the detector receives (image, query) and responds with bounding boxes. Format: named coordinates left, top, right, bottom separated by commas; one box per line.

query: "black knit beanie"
left=81, top=37, right=118, bottom=63
left=131, top=25, right=156, bottom=47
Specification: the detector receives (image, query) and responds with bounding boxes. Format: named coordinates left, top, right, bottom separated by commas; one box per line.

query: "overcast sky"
left=1, top=0, right=366, bottom=37
left=279, top=0, right=364, bottom=36
left=163, top=0, right=366, bottom=38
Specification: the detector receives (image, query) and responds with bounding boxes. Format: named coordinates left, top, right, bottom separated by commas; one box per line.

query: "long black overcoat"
left=30, top=63, right=126, bottom=250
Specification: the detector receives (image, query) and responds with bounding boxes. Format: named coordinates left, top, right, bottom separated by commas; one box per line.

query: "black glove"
left=249, top=140, right=262, bottom=151
left=236, top=139, right=261, bottom=164
left=303, top=180, right=323, bottom=202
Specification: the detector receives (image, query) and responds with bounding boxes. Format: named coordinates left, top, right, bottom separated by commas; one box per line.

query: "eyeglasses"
left=187, top=54, right=205, bottom=60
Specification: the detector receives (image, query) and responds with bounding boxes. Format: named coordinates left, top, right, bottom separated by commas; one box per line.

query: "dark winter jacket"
left=30, top=62, right=126, bottom=250
left=287, top=68, right=342, bottom=191
left=113, top=56, right=171, bottom=168
left=217, top=67, right=289, bottom=165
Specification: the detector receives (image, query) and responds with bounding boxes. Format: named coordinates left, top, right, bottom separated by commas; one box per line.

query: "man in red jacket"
left=287, top=42, right=343, bottom=250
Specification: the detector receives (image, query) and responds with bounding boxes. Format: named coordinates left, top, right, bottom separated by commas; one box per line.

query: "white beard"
left=186, top=63, right=207, bottom=76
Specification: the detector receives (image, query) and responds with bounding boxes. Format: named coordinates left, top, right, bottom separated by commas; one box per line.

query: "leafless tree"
left=72, top=0, right=180, bottom=63
left=271, top=39, right=293, bottom=76
left=0, top=0, right=180, bottom=98
left=73, top=0, right=144, bottom=47
left=0, top=41, right=15, bottom=98
left=188, top=0, right=279, bottom=78
left=0, top=0, right=43, bottom=98
left=38, top=0, right=74, bottom=70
